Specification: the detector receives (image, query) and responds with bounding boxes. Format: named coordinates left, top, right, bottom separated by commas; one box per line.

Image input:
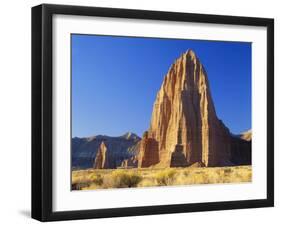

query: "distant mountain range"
left=72, top=132, right=140, bottom=169
left=72, top=129, right=251, bottom=170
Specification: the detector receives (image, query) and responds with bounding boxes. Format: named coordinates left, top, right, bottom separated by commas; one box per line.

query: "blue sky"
left=72, top=34, right=251, bottom=138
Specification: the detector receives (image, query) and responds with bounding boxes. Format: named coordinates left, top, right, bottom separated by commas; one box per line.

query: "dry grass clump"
left=90, top=174, right=103, bottom=186
left=155, top=168, right=177, bottom=186
left=72, top=170, right=99, bottom=190
left=102, top=170, right=142, bottom=188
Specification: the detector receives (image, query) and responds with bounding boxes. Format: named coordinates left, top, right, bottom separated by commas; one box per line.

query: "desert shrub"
left=90, top=174, right=103, bottom=186
left=72, top=181, right=91, bottom=190
left=155, top=168, right=177, bottom=186
left=189, top=171, right=206, bottom=184
left=138, top=178, right=157, bottom=187
left=223, top=168, right=232, bottom=174
left=72, top=183, right=81, bottom=190
left=103, top=170, right=142, bottom=188
left=183, top=170, right=190, bottom=177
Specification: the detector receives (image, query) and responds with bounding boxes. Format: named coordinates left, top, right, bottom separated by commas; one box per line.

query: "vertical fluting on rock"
left=139, top=49, right=232, bottom=168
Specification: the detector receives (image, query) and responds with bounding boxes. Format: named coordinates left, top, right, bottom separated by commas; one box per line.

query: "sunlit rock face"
left=138, top=131, right=159, bottom=168
left=138, top=50, right=245, bottom=167
left=93, top=142, right=109, bottom=169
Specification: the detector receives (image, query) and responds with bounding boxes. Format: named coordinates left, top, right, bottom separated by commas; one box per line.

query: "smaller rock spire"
left=93, top=141, right=108, bottom=169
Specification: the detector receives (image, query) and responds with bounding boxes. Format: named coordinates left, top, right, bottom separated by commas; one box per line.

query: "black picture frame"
left=32, top=3, right=274, bottom=222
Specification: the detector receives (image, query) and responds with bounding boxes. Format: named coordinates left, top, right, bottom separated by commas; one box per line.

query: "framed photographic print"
left=32, top=4, right=274, bottom=221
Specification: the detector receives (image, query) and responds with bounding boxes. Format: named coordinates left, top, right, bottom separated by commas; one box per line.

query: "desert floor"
left=72, top=165, right=252, bottom=190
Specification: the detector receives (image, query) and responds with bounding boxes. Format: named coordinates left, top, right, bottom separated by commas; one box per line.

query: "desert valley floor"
left=72, top=165, right=252, bottom=190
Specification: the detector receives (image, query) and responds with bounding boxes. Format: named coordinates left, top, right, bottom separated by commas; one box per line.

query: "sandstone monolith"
left=139, top=49, right=233, bottom=167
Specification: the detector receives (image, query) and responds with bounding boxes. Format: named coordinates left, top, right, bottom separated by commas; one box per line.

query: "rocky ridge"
left=72, top=132, right=140, bottom=169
